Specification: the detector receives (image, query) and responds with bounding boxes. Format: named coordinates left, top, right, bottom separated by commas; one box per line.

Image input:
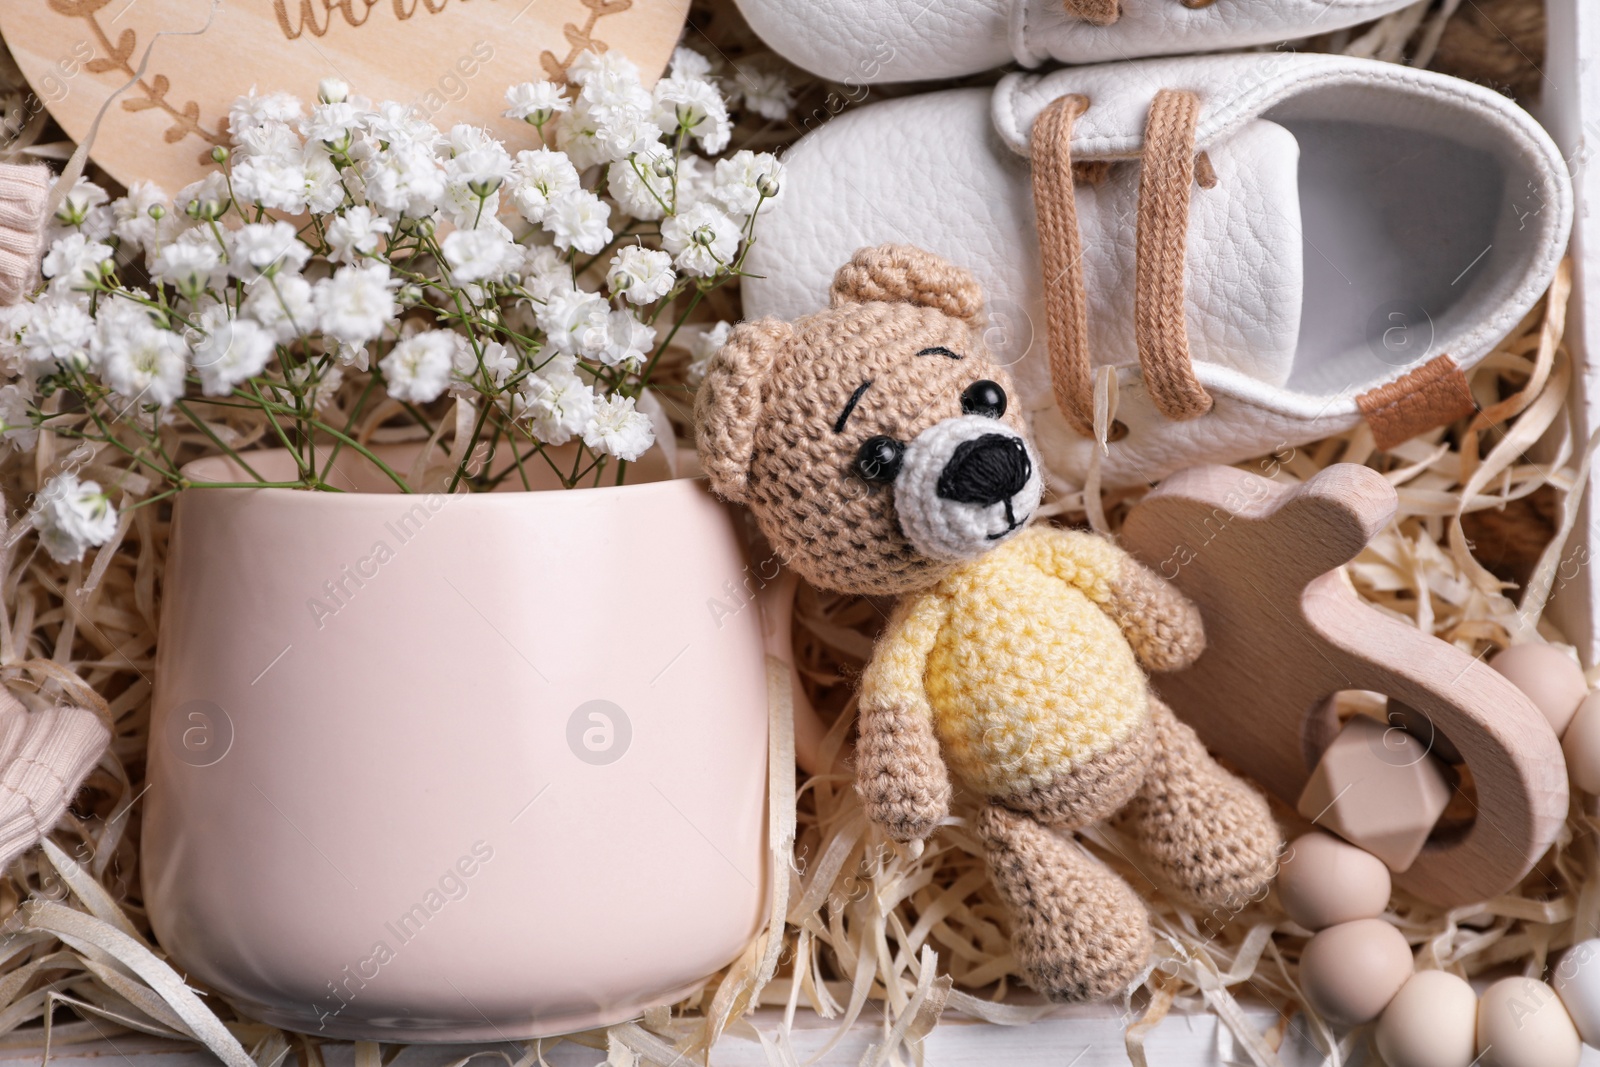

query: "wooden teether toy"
left=1120, top=463, right=1568, bottom=907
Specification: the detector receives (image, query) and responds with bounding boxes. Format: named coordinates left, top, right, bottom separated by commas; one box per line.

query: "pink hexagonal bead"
left=1296, top=715, right=1452, bottom=872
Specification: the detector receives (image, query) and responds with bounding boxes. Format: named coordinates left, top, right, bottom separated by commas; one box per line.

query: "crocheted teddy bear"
left=696, top=244, right=1282, bottom=1001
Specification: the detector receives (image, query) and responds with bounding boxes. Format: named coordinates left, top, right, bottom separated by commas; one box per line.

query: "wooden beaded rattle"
left=1119, top=462, right=1568, bottom=907
left=1287, top=650, right=1600, bottom=1067
left=1119, top=463, right=1600, bottom=1066
left=1279, top=828, right=1592, bottom=1067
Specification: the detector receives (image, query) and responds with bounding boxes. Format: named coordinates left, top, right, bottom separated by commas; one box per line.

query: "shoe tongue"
left=1075, top=118, right=1302, bottom=388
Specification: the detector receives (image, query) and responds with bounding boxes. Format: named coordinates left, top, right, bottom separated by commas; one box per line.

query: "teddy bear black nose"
left=936, top=434, right=1032, bottom=507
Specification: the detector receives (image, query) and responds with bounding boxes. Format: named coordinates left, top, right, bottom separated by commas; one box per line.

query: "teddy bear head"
left=695, top=245, right=1043, bottom=596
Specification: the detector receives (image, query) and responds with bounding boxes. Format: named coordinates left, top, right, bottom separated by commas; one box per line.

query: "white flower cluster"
left=3, top=49, right=788, bottom=561
left=30, top=470, right=118, bottom=563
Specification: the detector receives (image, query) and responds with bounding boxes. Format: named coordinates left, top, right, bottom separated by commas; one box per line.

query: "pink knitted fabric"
left=0, top=688, right=108, bottom=875
left=0, top=163, right=51, bottom=306
left=0, top=165, right=105, bottom=872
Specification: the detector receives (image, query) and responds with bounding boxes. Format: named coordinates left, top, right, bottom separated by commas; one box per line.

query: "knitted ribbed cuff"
left=0, top=163, right=52, bottom=307
left=0, top=690, right=110, bottom=875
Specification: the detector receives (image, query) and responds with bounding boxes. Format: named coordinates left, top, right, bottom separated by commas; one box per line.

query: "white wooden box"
left=15, top=4, right=1600, bottom=1066
left=1542, top=0, right=1600, bottom=661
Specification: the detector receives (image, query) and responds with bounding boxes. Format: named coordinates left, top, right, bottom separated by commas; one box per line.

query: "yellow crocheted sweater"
left=862, top=526, right=1148, bottom=797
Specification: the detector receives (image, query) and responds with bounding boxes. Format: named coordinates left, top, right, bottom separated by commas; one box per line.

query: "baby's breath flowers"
left=3, top=48, right=786, bottom=561
left=29, top=471, right=118, bottom=563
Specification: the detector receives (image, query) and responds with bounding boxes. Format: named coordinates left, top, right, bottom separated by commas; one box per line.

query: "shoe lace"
left=1030, top=91, right=1214, bottom=439
left=1062, top=0, right=1217, bottom=26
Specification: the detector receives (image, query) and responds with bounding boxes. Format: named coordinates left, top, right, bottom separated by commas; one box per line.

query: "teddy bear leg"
left=976, top=802, right=1153, bottom=1002
left=1115, top=698, right=1282, bottom=911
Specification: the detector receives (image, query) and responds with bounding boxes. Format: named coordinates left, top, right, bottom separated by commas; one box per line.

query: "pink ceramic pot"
left=143, top=448, right=770, bottom=1040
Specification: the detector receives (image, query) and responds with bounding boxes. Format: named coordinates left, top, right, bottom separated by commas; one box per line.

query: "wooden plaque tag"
left=0, top=0, right=690, bottom=192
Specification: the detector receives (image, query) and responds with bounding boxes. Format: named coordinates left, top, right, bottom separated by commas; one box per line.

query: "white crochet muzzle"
left=894, top=414, right=1042, bottom=562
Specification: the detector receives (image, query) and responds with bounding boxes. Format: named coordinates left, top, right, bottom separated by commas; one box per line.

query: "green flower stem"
left=246, top=381, right=309, bottom=478
left=507, top=428, right=532, bottom=491
left=643, top=278, right=695, bottom=327
left=627, top=157, right=675, bottom=220
left=186, top=479, right=322, bottom=490
left=447, top=400, right=493, bottom=494
left=44, top=423, right=183, bottom=486
left=123, top=486, right=183, bottom=511
left=566, top=435, right=587, bottom=487
left=94, top=285, right=200, bottom=332
left=174, top=400, right=266, bottom=482
left=245, top=393, right=413, bottom=493
left=671, top=127, right=687, bottom=214
left=299, top=419, right=413, bottom=493
left=480, top=431, right=568, bottom=491
left=637, top=286, right=705, bottom=388
left=319, top=373, right=380, bottom=483
left=566, top=453, right=604, bottom=486
left=246, top=396, right=416, bottom=492
left=66, top=374, right=187, bottom=483
left=400, top=402, right=438, bottom=437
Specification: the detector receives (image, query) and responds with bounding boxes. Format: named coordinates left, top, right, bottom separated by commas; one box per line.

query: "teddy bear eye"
left=961, top=380, right=1007, bottom=419
left=855, top=435, right=905, bottom=485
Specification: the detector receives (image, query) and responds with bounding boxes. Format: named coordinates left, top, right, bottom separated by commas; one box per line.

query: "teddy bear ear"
left=695, top=318, right=793, bottom=504
left=828, top=244, right=985, bottom=322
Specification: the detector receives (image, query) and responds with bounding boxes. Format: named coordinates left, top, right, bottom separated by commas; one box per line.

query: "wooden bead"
left=1476, top=977, right=1581, bottom=1067
left=1552, top=938, right=1600, bottom=1046
left=1490, top=644, right=1587, bottom=737
left=1561, top=694, right=1600, bottom=795
left=1275, top=832, right=1390, bottom=930
left=1299, top=918, right=1413, bottom=1025
left=1296, top=715, right=1452, bottom=872
left=1376, top=970, right=1479, bottom=1067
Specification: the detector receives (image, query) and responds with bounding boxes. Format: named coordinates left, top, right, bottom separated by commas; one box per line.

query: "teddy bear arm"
left=856, top=592, right=952, bottom=843
left=1101, top=557, right=1207, bottom=673
left=1031, top=528, right=1206, bottom=672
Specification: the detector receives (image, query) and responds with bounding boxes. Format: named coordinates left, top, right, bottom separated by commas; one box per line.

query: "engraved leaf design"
left=165, top=101, right=201, bottom=143
left=582, top=0, right=633, bottom=12
left=540, top=50, right=565, bottom=81
left=563, top=23, right=592, bottom=50
left=122, top=73, right=169, bottom=114
left=87, top=27, right=136, bottom=73
left=53, top=0, right=222, bottom=148
left=47, top=0, right=114, bottom=17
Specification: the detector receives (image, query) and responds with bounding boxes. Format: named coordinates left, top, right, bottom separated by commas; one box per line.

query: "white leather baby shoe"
left=740, top=53, right=1572, bottom=489
left=733, top=0, right=1420, bottom=84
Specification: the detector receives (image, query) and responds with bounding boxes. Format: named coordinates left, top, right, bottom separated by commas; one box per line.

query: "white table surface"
left=8, top=1005, right=1600, bottom=1067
